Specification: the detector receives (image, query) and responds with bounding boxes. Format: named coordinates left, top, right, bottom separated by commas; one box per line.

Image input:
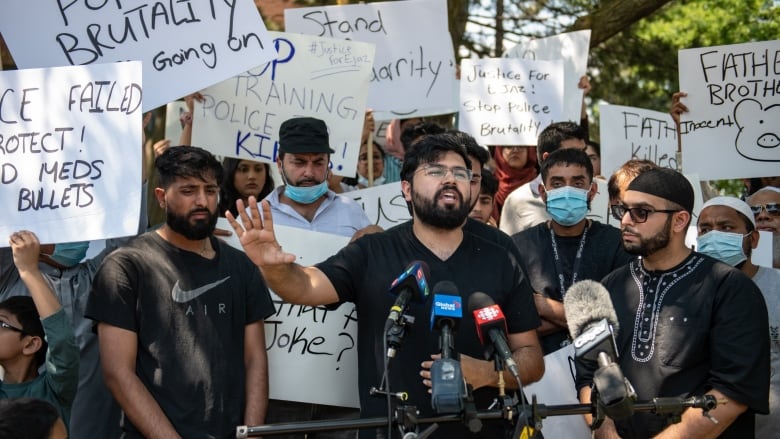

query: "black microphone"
left=564, top=280, right=635, bottom=420
left=468, top=292, right=520, bottom=381
left=384, top=260, right=430, bottom=334
left=429, top=281, right=467, bottom=414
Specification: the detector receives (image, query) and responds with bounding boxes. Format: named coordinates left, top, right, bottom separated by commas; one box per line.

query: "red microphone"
left=469, top=292, right=520, bottom=381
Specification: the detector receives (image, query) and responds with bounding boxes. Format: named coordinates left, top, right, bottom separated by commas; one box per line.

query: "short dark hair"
left=537, top=121, right=586, bottom=162
left=401, top=133, right=471, bottom=183
left=540, top=148, right=593, bottom=183
left=449, top=130, right=489, bottom=167
left=0, top=296, right=46, bottom=367
left=155, top=146, right=224, bottom=189
left=607, top=159, right=659, bottom=201
left=400, top=122, right=445, bottom=151
left=218, top=158, right=275, bottom=217
left=480, top=169, right=498, bottom=197
left=0, top=398, right=61, bottom=439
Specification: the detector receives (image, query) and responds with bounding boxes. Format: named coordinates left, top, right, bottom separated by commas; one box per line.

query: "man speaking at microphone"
left=576, top=168, right=769, bottom=438
left=228, top=133, right=544, bottom=438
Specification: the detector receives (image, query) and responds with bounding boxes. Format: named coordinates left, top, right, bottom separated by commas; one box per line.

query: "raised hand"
left=225, top=196, right=296, bottom=267
left=9, top=230, right=42, bottom=273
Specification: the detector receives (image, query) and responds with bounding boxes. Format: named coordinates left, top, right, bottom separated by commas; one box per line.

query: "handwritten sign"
left=285, top=0, right=458, bottom=120
left=347, top=182, right=411, bottom=229
left=193, top=32, right=374, bottom=176
left=505, top=30, right=591, bottom=122
left=599, top=104, right=679, bottom=177
left=0, top=62, right=142, bottom=245
left=0, top=0, right=276, bottom=111
left=458, top=57, right=564, bottom=145
left=217, top=219, right=359, bottom=407
left=678, top=39, right=780, bottom=179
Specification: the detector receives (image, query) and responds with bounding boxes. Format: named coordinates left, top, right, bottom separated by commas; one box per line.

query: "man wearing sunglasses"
left=576, top=168, right=769, bottom=439
left=747, top=186, right=780, bottom=269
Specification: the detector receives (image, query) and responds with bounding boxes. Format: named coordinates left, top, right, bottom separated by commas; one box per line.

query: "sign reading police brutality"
left=0, top=62, right=142, bottom=245
left=600, top=104, right=679, bottom=177
left=285, top=0, right=457, bottom=120
left=678, top=39, right=780, bottom=180
left=217, top=220, right=359, bottom=408
left=505, top=30, right=591, bottom=123
left=0, top=0, right=276, bottom=112
left=193, top=32, right=374, bottom=176
left=459, top=57, right=564, bottom=145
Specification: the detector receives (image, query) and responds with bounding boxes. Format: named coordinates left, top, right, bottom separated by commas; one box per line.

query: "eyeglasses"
left=750, top=203, right=780, bottom=216
left=610, top=204, right=680, bottom=223
left=0, top=321, right=25, bottom=334
left=416, top=164, right=473, bottom=182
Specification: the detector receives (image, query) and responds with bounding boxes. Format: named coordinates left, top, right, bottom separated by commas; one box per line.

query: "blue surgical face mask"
left=358, top=175, right=385, bottom=187
left=50, top=241, right=90, bottom=267
left=697, top=230, right=749, bottom=266
left=284, top=180, right=329, bottom=204
left=544, top=185, right=589, bottom=226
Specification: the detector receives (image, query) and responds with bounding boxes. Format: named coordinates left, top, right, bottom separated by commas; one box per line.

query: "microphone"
left=468, top=292, right=520, bottom=381
left=564, top=280, right=635, bottom=420
left=429, top=281, right=467, bottom=414
left=384, top=260, right=430, bottom=333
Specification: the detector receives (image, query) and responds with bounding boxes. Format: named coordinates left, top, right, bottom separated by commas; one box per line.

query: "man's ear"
left=401, top=180, right=412, bottom=202
left=748, top=230, right=760, bottom=250
left=587, top=181, right=598, bottom=201
left=154, top=187, right=166, bottom=209
left=672, top=210, right=692, bottom=233
left=21, top=335, right=43, bottom=358
left=538, top=183, right=547, bottom=203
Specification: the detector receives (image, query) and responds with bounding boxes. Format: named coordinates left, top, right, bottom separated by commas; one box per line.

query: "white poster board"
left=285, top=0, right=458, bottom=120
left=599, top=104, right=679, bottom=177
left=217, top=219, right=359, bottom=407
left=193, top=32, right=375, bottom=176
left=0, top=62, right=142, bottom=245
left=347, top=182, right=411, bottom=229
left=678, top=40, right=780, bottom=180
left=164, top=101, right=189, bottom=146
left=458, top=57, right=564, bottom=145
left=505, top=30, right=591, bottom=123
left=0, top=0, right=276, bottom=111
left=586, top=180, right=610, bottom=226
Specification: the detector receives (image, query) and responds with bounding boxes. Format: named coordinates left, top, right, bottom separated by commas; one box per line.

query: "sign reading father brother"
left=0, top=0, right=276, bottom=111
left=0, top=62, right=143, bottom=245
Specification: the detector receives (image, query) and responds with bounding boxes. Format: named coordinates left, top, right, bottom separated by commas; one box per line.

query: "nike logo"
left=171, top=277, right=231, bottom=303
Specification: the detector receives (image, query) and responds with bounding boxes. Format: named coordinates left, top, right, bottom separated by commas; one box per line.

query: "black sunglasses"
left=0, top=321, right=25, bottom=334
left=750, top=203, right=780, bottom=216
left=610, top=204, right=680, bottom=223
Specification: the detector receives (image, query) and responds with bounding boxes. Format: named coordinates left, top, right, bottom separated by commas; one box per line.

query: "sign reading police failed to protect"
left=459, top=57, right=564, bottom=146
left=0, top=0, right=276, bottom=112
left=193, top=32, right=375, bottom=176
left=0, top=62, right=142, bottom=245
left=285, top=0, right=457, bottom=120
left=678, top=39, right=780, bottom=180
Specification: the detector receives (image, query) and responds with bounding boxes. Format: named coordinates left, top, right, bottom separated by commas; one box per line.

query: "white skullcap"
left=752, top=186, right=780, bottom=196
left=701, top=196, right=756, bottom=227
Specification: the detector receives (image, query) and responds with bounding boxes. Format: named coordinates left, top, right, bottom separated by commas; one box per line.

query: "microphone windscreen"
left=433, top=281, right=458, bottom=296
left=563, top=280, right=619, bottom=338
left=467, top=291, right=495, bottom=313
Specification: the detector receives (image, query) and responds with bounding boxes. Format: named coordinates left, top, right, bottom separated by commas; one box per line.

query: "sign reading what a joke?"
left=285, top=0, right=458, bottom=120
left=0, top=61, right=143, bottom=245
left=0, top=0, right=276, bottom=112
left=458, top=57, right=564, bottom=146
left=193, top=32, right=374, bottom=177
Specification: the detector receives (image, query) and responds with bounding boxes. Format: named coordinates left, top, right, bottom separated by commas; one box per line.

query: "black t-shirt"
left=512, top=221, right=632, bottom=354
left=576, top=253, right=770, bottom=438
left=86, top=232, right=275, bottom=439
left=316, top=221, right=541, bottom=438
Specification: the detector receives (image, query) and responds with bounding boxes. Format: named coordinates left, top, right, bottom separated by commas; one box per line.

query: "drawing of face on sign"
left=734, top=98, right=780, bottom=162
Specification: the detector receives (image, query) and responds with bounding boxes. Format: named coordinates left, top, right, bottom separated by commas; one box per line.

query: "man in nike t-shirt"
left=86, top=146, right=275, bottom=439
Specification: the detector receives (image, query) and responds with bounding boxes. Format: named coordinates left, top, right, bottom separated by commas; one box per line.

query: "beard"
left=411, top=184, right=471, bottom=230
left=623, top=214, right=673, bottom=257
left=166, top=207, right=218, bottom=240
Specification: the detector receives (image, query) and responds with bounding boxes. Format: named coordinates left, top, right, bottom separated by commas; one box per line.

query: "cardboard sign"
left=678, top=39, right=780, bottom=179
left=458, top=57, right=564, bottom=145
left=505, top=30, right=591, bottom=122
left=285, top=0, right=458, bottom=120
left=0, top=62, right=142, bottom=244
left=193, top=32, right=375, bottom=176
left=0, top=0, right=276, bottom=111
left=600, top=104, right=679, bottom=177
left=346, top=182, right=411, bottom=229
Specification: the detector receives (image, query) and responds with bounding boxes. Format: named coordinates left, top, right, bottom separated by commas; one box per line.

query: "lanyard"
left=549, top=221, right=589, bottom=297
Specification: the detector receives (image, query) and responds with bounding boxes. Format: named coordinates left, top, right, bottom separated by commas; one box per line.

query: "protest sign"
left=458, top=57, right=564, bottom=145
left=164, top=101, right=189, bottom=146
left=193, top=32, right=374, bottom=176
left=347, top=182, right=411, bottom=229
left=600, top=104, right=679, bottom=177
left=285, top=0, right=458, bottom=120
left=217, top=219, right=359, bottom=407
left=678, top=39, right=780, bottom=180
left=505, top=30, right=591, bottom=122
left=0, top=0, right=276, bottom=111
left=0, top=62, right=142, bottom=245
